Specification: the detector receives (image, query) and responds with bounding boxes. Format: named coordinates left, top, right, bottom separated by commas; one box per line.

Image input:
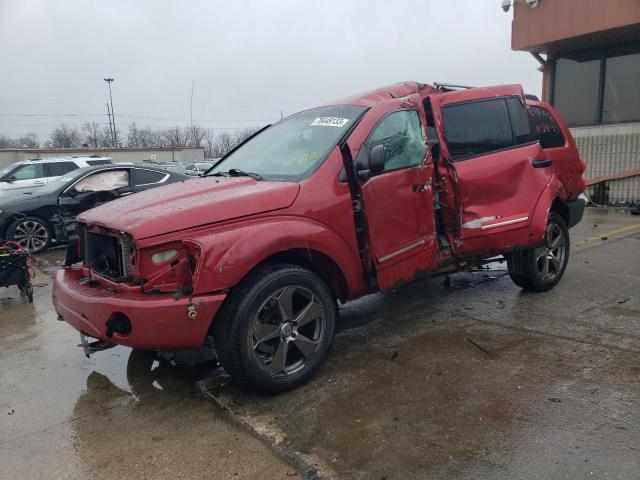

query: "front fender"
left=188, top=216, right=366, bottom=298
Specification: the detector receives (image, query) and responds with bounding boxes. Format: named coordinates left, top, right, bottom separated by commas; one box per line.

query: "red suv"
left=53, top=83, right=586, bottom=392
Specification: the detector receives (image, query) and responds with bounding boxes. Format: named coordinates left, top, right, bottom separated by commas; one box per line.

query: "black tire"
left=26, top=283, right=33, bottom=303
left=507, top=212, right=570, bottom=292
left=7, top=216, right=52, bottom=254
left=213, top=263, right=337, bottom=394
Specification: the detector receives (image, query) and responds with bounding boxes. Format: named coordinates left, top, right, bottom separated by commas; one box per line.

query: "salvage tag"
left=310, top=117, right=349, bottom=128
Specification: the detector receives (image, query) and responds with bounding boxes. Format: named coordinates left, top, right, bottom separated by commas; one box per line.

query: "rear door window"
left=506, top=97, right=534, bottom=144
left=46, top=162, right=78, bottom=177
left=86, top=159, right=112, bottom=166
left=527, top=105, right=565, bottom=149
left=441, top=98, right=514, bottom=161
left=131, top=169, right=168, bottom=186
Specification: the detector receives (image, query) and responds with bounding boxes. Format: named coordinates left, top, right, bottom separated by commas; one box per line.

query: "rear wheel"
left=508, top=212, right=570, bottom=292
left=8, top=216, right=51, bottom=254
left=213, top=264, right=336, bottom=393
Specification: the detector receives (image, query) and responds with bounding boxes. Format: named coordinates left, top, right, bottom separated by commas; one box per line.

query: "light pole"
left=104, top=77, right=117, bottom=146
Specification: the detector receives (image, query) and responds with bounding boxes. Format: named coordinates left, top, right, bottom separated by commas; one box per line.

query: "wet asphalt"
left=1, top=208, right=639, bottom=479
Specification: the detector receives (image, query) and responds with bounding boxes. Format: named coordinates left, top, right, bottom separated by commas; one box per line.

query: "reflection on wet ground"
left=0, top=271, right=291, bottom=479
left=1, top=208, right=640, bottom=479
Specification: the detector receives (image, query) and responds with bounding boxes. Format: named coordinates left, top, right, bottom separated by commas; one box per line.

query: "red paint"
left=53, top=82, right=586, bottom=350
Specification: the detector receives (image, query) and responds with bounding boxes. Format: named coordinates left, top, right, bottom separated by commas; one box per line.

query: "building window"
left=602, top=52, right=640, bottom=123
left=552, top=44, right=640, bottom=126
left=553, top=57, right=601, bottom=126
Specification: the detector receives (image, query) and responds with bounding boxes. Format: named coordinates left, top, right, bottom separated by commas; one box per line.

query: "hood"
left=78, top=177, right=300, bottom=239
left=0, top=192, right=56, bottom=213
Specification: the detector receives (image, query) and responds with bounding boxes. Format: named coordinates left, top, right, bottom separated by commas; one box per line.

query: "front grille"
left=82, top=227, right=130, bottom=282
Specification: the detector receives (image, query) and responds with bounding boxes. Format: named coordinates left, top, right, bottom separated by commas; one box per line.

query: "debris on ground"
left=548, top=397, right=562, bottom=403
left=618, top=297, right=631, bottom=304
left=601, top=237, right=608, bottom=240
left=391, top=351, right=400, bottom=360
left=465, top=337, right=490, bottom=355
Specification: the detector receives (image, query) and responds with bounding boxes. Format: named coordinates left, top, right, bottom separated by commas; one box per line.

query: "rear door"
left=430, top=85, right=552, bottom=254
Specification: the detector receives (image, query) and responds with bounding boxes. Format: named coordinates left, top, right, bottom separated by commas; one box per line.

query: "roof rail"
left=433, top=82, right=474, bottom=90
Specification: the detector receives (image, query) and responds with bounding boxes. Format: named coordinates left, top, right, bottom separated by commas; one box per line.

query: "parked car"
left=0, top=156, right=112, bottom=199
left=184, top=162, right=214, bottom=176
left=156, top=162, right=188, bottom=175
left=53, top=82, right=586, bottom=393
left=0, top=164, right=188, bottom=253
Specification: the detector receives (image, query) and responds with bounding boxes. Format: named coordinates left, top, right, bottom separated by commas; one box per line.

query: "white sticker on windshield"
left=310, top=117, right=350, bottom=128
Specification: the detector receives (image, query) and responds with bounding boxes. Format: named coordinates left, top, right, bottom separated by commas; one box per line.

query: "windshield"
left=32, top=167, right=93, bottom=195
left=209, top=104, right=367, bottom=181
left=0, top=164, right=19, bottom=180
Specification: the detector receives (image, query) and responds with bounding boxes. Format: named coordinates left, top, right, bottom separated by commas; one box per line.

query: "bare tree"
left=184, top=124, right=206, bottom=147
left=127, top=122, right=141, bottom=147
left=0, top=135, right=15, bottom=148
left=163, top=126, right=186, bottom=147
left=17, top=132, right=39, bottom=148
left=49, top=124, right=81, bottom=148
left=82, top=122, right=108, bottom=148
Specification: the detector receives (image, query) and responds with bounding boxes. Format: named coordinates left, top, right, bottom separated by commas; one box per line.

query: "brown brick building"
left=510, top=0, right=640, bottom=204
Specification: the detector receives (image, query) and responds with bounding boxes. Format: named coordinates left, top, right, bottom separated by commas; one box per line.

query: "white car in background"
left=184, top=161, right=214, bottom=176
left=0, top=156, right=112, bottom=199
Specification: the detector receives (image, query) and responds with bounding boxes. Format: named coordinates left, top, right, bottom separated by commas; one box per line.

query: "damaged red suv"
left=53, top=83, right=586, bottom=392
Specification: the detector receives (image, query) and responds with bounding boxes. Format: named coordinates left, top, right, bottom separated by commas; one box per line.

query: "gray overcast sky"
left=0, top=0, right=539, bottom=139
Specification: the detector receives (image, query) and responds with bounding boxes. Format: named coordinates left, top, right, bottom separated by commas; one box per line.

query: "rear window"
left=528, top=105, right=565, bottom=149
left=442, top=98, right=514, bottom=161
left=86, top=159, right=112, bottom=166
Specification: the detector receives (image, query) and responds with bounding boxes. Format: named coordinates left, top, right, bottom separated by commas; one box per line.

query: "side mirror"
left=3, top=175, right=16, bottom=183
left=368, top=144, right=386, bottom=173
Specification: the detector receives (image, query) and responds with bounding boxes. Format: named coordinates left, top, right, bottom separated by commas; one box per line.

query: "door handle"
left=532, top=159, right=553, bottom=168
left=33, top=181, right=45, bottom=185
left=412, top=182, right=432, bottom=193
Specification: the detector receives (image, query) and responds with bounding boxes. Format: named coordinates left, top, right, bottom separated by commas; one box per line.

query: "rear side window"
left=86, top=159, right=112, bottom=166
left=357, top=110, right=427, bottom=171
left=131, top=169, right=168, bottom=186
left=47, top=162, right=78, bottom=177
left=506, top=97, right=533, bottom=144
left=527, top=105, right=565, bottom=149
left=442, top=98, right=514, bottom=161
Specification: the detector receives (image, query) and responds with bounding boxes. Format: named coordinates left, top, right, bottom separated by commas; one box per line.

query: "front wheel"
left=507, top=212, right=570, bottom=292
left=7, top=216, right=51, bottom=254
left=213, top=264, right=336, bottom=393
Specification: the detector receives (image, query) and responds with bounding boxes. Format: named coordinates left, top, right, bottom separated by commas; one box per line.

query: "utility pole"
left=104, top=77, right=117, bottom=146
left=106, top=103, right=114, bottom=146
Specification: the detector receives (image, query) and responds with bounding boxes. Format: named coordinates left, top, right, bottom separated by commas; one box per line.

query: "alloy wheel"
left=533, top=222, right=566, bottom=281
left=14, top=220, right=49, bottom=252
left=249, top=285, right=326, bottom=378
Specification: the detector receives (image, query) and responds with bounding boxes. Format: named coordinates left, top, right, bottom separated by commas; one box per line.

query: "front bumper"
left=53, top=268, right=226, bottom=350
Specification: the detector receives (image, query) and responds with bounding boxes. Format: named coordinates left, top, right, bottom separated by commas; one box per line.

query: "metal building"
left=509, top=0, right=640, bottom=204
left=0, top=147, right=205, bottom=170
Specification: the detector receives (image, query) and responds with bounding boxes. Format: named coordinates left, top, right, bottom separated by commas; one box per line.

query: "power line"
left=0, top=112, right=277, bottom=123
